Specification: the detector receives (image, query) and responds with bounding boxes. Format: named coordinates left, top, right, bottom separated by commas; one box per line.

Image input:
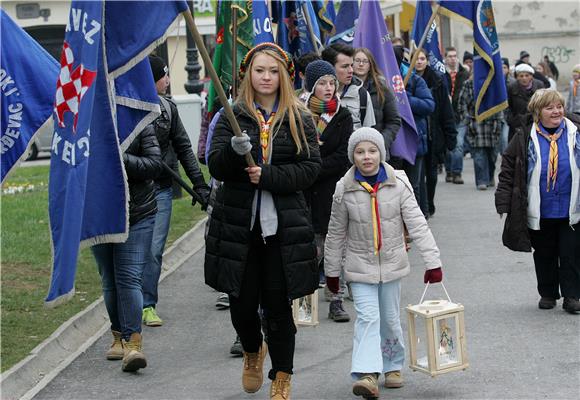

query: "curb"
left=0, top=217, right=208, bottom=400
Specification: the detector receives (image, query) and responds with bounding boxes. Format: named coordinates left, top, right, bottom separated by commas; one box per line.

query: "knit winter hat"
left=149, top=55, right=168, bottom=82
left=305, top=60, right=337, bottom=92
left=347, top=127, right=386, bottom=164
left=515, top=63, right=535, bottom=75
left=501, top=57, right=510, bottom=69
left=463, top=51, right=473, bottom=62
left=519, top=50, right=530, bottom=60
left=239, top=42, right=295, bottom=83
left=573, top=64, right=580, bottom=74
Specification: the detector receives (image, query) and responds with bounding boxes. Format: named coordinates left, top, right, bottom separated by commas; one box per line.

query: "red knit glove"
left=424, top=267, right=443, bottom=284
left=326, top=276, right=340, bottom=294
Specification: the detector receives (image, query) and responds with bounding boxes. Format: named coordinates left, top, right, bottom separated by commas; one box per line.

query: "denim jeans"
left=445, top=124, right=467, bottom=174
left=350, top=280, right=405, bottom=379
left=92, top=215, right=156, bottom=340
left=142, top=187, right=173, bottom=308
left=471, top=146, right=498, bottom=187
left=403, top=156, right=428, bottom=216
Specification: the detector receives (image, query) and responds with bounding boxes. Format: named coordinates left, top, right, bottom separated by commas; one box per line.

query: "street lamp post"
left=184, top=1, right=204, bottom=95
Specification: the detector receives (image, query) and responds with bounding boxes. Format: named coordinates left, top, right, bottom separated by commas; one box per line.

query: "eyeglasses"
left=354, top=59, right=369, bottom=65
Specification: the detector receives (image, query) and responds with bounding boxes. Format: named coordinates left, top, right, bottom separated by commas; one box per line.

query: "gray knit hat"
left=347, top=127, right=386, bottom=164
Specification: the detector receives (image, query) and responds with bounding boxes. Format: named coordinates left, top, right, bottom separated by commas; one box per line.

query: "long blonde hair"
left=237, top=49, right=312, bottom=154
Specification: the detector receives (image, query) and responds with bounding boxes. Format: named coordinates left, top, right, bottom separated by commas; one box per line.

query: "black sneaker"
left=329, top=300, right=350, bottom=322
left=230, top=335, right=243, bottom=357
left=538, top=297, right=556, bottom=309
left=563, top=298, right=580, bottom=314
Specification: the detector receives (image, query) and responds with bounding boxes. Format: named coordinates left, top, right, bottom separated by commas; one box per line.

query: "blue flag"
left=412, top=1, right=446, bottom=75
left=0, top=10, right=59, bottom=183
left=46, top=0, right=188, bottom=306
left=275, top=1, right=323, bottom=57
left=327, top=0, right=358, bottom=45
left=312, top=0, right=335, bottom=35
left=353, top=0, right=419, bottom=164
left=253, top=0, right=274, bottom=45
left=439, top=0, right=507, bottom=121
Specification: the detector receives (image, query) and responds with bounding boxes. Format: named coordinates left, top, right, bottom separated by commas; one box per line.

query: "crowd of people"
left=88, top=37, right=580, bottom=400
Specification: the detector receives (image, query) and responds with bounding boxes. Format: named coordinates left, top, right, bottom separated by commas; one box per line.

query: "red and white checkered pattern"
left=54, top=42, right=97, bottom=132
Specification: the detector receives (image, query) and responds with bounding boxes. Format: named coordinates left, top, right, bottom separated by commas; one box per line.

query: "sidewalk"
left=33, top=159, right=580, bottom=400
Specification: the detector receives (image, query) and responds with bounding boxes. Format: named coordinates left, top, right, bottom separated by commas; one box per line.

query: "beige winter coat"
left=324, top=163, right=441, bottom=284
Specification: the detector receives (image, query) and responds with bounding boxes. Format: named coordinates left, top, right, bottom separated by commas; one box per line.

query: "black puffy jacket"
left=421, top=66, right=457, bottom=163
left=154, top=97, right=209, bottom=194
left=304, top=106, right=353, bottom=234
left=123, top=125, right=163, bottom=225
left=205, top=103, right=322, bottom=300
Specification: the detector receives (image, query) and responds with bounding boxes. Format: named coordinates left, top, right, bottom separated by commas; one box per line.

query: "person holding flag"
left=204, top=42, right=321, bottom=399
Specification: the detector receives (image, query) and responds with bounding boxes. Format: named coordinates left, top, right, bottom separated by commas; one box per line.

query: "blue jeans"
left=446, top=124, right=467, bottom=174
left=142, top=187, right=173, bottom=308
left=92, top=215, right=156, bottom=340
left=350, top=280, right=405, bottom=378
left=472, top=146, right=498, bottom=187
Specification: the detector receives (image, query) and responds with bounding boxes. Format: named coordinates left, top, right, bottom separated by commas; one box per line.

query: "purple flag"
left=353, top=0, right=419, bottom=164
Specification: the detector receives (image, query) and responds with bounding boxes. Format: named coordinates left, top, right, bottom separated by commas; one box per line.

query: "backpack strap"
left=158, top=95, right=172, bottom=123
left=358, top=86, right=368, bottom=125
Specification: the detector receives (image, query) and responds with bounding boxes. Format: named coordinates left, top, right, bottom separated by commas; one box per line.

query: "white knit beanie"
left=347, top=127, right=386, bottom=164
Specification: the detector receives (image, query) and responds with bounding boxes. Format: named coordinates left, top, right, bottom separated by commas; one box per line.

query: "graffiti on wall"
left=541, top=46, right=576, bottom=64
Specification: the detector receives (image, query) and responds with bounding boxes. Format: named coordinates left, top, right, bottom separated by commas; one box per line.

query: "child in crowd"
left=324, top=127, right=444, bottom=398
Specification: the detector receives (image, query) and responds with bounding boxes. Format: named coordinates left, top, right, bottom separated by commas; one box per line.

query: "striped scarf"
left=536, top=122, right=564, bottom=192
left=355, top=165, right=388, bottom=255
left=257, top=110, right=276, bottom=164
left=308, top=95, right=339, bottom=141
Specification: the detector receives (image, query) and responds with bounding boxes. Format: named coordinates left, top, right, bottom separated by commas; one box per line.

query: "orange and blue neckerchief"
left=536, top=120, right=565, bottom=192
left=355, top=165, right=388, bottom=254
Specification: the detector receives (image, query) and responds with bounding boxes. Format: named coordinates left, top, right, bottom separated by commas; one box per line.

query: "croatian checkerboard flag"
left=0, top=10, right=59, bottom=183
left=47, top=0, right=188, bottom=306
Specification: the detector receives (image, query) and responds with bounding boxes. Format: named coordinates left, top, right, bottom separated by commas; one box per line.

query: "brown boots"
left=352, top=373, right=379, bottom=398
left=270, top=371, right=291, bottom=400
left=122, top=332, right=147, bottom=372
left=106, top=330, right=124, bottom=360
left=242, top=341, right=268, bottom=393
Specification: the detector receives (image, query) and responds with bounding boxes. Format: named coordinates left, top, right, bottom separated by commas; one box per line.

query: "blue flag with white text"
left=327, top=0, right=358, bottom=45
left=0, top=10, right=59, bottom=183
left=353, top=0, right=419, bottom=164
left=412, top=1, right=446, bottom=75
left=439, top=0, right=507, bottom=121
left=47, top=0, right=187, bottom=306
left=253, top=0, right=274, bottom=45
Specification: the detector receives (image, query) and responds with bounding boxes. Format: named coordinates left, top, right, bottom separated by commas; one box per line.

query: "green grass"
left=1, top=164, right=208, bottom=372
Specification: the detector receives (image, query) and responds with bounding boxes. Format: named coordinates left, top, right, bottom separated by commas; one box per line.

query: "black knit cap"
left=305, top=60, right=336, bottom=92
left=463, top=51, right=473, bottom=62
left=501, top=57, right=509, bottom=68
left=519, top=50, right=530, bottom=60
left=149, top=55, right=168, bottom=82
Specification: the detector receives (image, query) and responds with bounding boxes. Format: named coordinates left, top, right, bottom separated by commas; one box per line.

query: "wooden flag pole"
left=404, top=3, right=440, bottom=86
left=182, top=8, right=256, bottom=167
left=231, top=4, right=238, bottom=99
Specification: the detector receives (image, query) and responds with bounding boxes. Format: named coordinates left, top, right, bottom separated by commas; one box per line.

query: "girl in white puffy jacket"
left=324, top=127, right=443, bottom=399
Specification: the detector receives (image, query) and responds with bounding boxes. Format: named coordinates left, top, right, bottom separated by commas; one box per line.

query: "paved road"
left=35, top=160, right=580, bottom=400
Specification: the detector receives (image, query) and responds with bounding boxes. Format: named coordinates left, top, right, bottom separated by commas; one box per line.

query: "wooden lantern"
left=406, top=283, right=468, bottom=377
left=292, top=289, right=319, bottom=326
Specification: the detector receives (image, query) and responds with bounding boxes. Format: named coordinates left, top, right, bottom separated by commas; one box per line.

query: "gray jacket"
left=325, top=163, right=441, bottom=285
left=340, top=76, right=376, bottom=130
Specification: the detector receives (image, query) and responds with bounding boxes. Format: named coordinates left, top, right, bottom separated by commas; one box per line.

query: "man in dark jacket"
left=444, top=47, right=471, bottom=184
left=141, top=55, right=210, bottom=327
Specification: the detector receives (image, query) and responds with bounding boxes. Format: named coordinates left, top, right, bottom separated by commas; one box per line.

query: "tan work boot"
left=352, top=373, right=379, bottom=398
left=270, top=371, right=292, bottom=400
left=242, top=341, right=268, bottom=393
left=106, top=330, right=124, bottom=360
left=122, top=332, right=147, bottom=372
left=384, top=370, right=404, bottom=388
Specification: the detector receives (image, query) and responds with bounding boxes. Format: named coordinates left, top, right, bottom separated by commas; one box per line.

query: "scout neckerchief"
left=536, top=120, right=565, bottom=192
left=255, top=99, right=279, bottom=164
left=355, top=165, right=388, bottom=255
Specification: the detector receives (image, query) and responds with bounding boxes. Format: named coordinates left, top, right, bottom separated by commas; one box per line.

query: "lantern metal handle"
left=419, top=282, right=452, bottom=304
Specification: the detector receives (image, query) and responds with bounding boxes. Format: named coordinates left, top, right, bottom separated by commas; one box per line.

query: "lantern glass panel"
left=434, top=314, right=461, bottom=368
left=297, top=296, right=313, bottom=323
left=412, top=313, right=429, bottom=369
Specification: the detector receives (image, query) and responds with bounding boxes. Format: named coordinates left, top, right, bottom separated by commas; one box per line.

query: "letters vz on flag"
left=46, top=0, right=188, bottom=306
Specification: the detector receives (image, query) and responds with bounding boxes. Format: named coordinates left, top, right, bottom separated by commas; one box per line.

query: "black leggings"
left=229, top=226, right=297, bottom=379
left=529, top=220, right=580, bottom=299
